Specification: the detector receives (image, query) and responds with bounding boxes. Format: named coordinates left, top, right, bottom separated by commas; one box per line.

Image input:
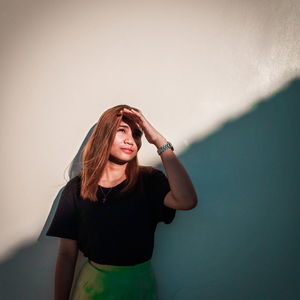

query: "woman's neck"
left=98, top=161, right=127, bottom=186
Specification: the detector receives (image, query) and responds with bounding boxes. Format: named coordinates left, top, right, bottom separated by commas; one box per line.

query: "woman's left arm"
left=154, top=135, right=198, bottom=210
left=121, top=108, right=198, bottom=210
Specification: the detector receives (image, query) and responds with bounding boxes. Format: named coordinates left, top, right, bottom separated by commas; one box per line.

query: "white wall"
left=0, top=0, right=299, bottom=260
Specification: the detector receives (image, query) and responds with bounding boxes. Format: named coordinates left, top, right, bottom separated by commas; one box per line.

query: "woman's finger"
left=121, top=109, right=146, bottom=130
left=123, top=108, right=143, bottom=118
left=122, top=109, right=144, bottom=123
left=129, top=109, right=146, bottom=120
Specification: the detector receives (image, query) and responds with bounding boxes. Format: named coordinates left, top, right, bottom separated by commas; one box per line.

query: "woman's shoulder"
left=138, top=165, right=151, bottom=172
left=63, top=174, right=82, bottom=194
left=66, top=174, right=81, bottom=185
left=138, top=165, right=165, bottom=179
left=139, top=165, right=155, bottom=175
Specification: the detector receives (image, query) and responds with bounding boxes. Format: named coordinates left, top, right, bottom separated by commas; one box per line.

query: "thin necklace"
left=98, top=175, right=126, bottom=203
left=99, top=186, right=113, bottom=203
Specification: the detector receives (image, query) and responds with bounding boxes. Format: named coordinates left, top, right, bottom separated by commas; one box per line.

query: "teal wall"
left=153, top=79, right=300, bottom=299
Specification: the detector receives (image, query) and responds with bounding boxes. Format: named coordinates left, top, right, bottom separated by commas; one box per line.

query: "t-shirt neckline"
left=98, top=178, right=127, bottom=190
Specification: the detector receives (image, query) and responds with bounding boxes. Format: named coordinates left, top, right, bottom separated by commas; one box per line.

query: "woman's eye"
left=118, top=129, right=125, bottom=132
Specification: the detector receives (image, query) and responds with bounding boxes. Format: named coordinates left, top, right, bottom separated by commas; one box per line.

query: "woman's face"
left=109, top=120, right=142, bottom=163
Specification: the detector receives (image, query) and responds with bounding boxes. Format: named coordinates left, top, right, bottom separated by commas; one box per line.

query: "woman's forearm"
left=154, top=136, right=198, bottom=209
left=54, top=253, right=77, bottom=300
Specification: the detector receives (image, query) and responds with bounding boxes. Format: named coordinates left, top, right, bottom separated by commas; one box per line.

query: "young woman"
left=47, top=104, right=198, bottom=300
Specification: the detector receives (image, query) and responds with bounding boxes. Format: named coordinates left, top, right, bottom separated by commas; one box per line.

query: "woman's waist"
left=88, top=259, right=152, bottom=272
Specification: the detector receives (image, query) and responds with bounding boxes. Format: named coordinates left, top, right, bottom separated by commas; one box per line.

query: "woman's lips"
left=121, top=148, right=133, bottom=153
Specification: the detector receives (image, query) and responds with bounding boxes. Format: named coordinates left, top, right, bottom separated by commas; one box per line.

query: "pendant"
left=102, top=197, right=106, bottom=203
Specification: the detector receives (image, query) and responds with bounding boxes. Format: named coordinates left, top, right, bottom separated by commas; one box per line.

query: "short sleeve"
left=150, top=168, right=176, bottom=224
left=46, top=179, right=79, bottom=240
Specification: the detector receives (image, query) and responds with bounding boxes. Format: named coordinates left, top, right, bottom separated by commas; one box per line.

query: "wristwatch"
left=157, top=141, right=174, bottom=155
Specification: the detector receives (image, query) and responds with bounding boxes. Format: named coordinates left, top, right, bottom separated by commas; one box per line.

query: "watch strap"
left=157, top=141, right=174, bottom=155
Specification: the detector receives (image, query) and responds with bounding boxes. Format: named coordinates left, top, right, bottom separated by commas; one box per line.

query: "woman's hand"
left=120, top=108, right=165, bottom=145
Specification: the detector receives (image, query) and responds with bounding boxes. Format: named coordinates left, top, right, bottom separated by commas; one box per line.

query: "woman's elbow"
left=187, top=198, right=198, bottom=210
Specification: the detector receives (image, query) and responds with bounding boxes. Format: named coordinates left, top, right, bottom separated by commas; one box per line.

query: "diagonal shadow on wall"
left=0, top=79, right=299, bottom=300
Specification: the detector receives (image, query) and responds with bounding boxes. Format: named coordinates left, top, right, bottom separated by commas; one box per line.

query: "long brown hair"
left=79, top=104, right=143, bottom=201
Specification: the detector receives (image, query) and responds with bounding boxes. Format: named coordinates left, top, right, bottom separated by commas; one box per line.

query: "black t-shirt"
left=46, top=166, right=176, bottom=266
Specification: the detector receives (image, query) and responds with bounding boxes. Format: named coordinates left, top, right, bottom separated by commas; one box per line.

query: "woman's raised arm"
left=121, top=107, right=198, bottom=210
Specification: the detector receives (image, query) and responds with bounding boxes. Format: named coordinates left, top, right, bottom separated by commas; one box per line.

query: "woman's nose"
left=124, top=136, right=134, bottom=145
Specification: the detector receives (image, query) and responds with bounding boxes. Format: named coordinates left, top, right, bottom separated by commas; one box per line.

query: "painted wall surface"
left=0, top=0, right=299, bottom=299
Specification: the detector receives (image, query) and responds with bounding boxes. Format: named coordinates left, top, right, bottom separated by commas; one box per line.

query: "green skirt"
left=71, top=259, right=158, bottom=300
